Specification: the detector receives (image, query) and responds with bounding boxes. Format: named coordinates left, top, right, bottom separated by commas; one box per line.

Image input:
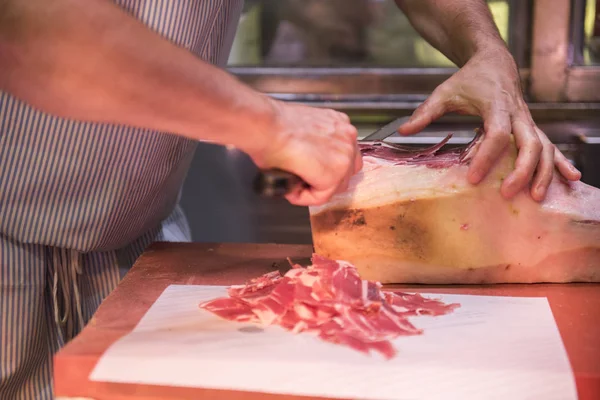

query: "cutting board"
left=53, top=242, right=600, bottom=400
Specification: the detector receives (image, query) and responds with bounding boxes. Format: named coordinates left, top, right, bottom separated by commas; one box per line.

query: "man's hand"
left=0, top=0, right=362, bottom=209
left=397, top=47, right=581, bottom=201
left=394, top=0, right=581, bottom=202
left=250, top=101, right=362, bottom=207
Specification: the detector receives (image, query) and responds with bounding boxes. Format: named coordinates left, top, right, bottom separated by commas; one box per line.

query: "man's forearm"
left=395, top=0, right=508, bottom=67
left=0, top=0, right=276, bottom=155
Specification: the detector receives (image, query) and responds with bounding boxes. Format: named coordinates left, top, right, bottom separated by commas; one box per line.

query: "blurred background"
left=179, top=0, right=600, bottom=245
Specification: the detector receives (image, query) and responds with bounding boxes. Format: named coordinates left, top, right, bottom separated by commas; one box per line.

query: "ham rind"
left=199, top=255, right=459, bottom=359
left=308, top=129, right=600, bottom=284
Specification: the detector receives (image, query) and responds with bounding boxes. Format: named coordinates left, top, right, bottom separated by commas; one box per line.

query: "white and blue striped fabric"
left=0, top=1, right=244, bottom=398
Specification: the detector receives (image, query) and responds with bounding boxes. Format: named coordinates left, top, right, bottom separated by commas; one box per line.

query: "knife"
left=253, top=116, right=410, bottom=198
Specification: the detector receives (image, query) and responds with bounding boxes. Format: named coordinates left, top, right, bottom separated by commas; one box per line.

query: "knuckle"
left=485, top=124, right=508, bottom=137
left=486, top=131, right=510, bottom=147
left=527, top=137, right=543, bottom=153
left=414, top=99, right=431, bottom=114
left=345, top=125, right=358, bottom=140
left=331, top=154, right=350, bottom=172
left=340, top=138, right=357, bottom=154
left=432, top=83, right=450, bottom=99
left=542, top=143, right=555, bottom=158
left=314, top=122, right=327, bottom=131
left=338, top=111, right=350, bottom=123
left=487, top=128, right=509, bottom=139
left=511, top=171, right=528, bottom=185
left=328, top=109, right=340, bottom=119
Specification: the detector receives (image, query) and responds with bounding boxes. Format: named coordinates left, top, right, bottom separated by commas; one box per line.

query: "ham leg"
left=309, top=129, right=600, bottom=284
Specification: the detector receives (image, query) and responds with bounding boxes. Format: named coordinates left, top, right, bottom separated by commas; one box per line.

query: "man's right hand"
left=0, top=0, right=361, bottom=207
left=250, top=100, right=363, bottom=207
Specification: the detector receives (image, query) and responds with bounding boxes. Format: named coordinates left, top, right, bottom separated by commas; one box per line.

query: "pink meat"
left=384, top=292, right=460, bottom=316
left=250, top=277, right=296, bottom=325
left=228, top=270, right=283, bottom=299
left=198, top=297, right=259, bottom=323
left=199, top=255, right=459, bottom=359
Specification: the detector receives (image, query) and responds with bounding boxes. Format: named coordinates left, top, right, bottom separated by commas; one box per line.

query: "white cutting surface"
left=89, top=285, right=577, bottom=400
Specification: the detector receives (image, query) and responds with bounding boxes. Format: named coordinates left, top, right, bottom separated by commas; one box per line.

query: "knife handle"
left=253, top=169, right=309, bottom=197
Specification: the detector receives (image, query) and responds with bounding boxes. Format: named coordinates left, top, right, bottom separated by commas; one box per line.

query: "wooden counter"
left=54, top=242, right=600, bottom=400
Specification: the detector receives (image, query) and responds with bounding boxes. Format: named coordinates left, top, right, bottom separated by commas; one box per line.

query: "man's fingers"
left=554, top=147, right=582, bottom=181
left=333, top=110, right=351, bottom=124
left=530, top=130, right=555, bottom=201
left=467, top=112, right=511, bottom=185
left=397, top=91, right=446, bottom=136
left=285, top=186, right=336, bottom=207
left=500, top=119, right=542, bottom=198
left=335, top=173, right=352, bottom=195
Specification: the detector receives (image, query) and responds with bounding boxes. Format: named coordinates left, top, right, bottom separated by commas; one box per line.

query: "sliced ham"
left=198, top=297, right=259, bottom=323
left=308, top=129, right=600, bottom=284
left=199, top=255, right=459, bottom=359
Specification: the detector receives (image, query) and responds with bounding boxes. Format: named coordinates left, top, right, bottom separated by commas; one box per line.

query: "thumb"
left=397, top=90, right=447, bottom=136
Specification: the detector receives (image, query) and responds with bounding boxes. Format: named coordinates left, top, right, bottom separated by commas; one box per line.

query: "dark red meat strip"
left=358, top=128, right=484, bottom=168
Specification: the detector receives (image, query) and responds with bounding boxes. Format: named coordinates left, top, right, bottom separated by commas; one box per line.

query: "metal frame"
left=228, top=0, right=531, bottom=99
left=507, top=0, right=533, bottom=67
left=229, top=0, right=600, bottom=102
left=231, top=66, right=456, bottom=97
left=530, top=0, right=600, bottom=101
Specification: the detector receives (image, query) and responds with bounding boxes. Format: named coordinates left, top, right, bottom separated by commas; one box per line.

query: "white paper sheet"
left=89, top=285, right=577, bottom=400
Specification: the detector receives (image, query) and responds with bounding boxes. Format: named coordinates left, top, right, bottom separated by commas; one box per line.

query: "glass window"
left=227, top=0, right=511, bottom=67
left=583, top=0, right=600, bottom=65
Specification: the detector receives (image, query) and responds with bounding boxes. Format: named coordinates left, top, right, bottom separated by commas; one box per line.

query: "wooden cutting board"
left=53, top=242, right=600, bottom=400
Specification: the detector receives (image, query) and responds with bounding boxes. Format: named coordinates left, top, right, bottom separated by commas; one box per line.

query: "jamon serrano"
left=309, top=129, right=600, bottom=284
left=199, top=255, right=459, bottom=359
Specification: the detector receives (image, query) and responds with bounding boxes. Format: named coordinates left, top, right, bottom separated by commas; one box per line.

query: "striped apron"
left=0, top=1, right=244, bottom=398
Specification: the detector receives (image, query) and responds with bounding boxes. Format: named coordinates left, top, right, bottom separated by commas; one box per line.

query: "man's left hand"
left=397, top=47, right=581, bottom=202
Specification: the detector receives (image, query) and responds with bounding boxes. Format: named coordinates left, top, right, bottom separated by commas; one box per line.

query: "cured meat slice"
left=228, top=271, right=283, bottom=299
left=249, top=277, right=296, bottom=325
left=199, top=255, right=459, bottom=359
left=309, top=129, right=600, bottom=284
left=198, top=297, right=259, bottom=323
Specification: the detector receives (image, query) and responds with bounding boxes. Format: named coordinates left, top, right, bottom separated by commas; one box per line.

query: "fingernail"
left=568, top=163, right=576, bottom=171
left=570, top=164, right=581, bottom=174
left=468, top=169, right=482, bottom=184
left=534, top=185, right=546, bottom=200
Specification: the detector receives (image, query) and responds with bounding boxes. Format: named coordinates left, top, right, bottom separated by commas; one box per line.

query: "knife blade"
left=360, top=116, right=410, bottom=142
left=253, top=116, right=409, bottom=198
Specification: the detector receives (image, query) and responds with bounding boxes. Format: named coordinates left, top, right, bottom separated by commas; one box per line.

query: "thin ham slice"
left=199, top=255, right=459, bottom=359
left=198, top=297, right=258, bottom=323
left=309, top=129, right=600, bottom=284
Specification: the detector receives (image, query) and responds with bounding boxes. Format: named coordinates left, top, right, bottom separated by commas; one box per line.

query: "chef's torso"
left=0, top=0, right=244, bottom=252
